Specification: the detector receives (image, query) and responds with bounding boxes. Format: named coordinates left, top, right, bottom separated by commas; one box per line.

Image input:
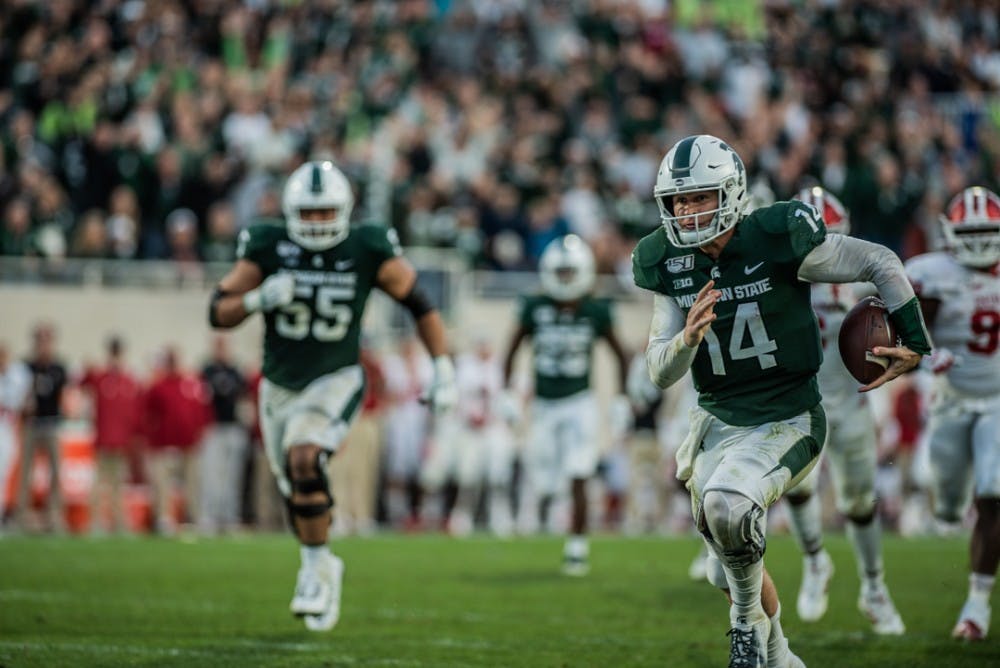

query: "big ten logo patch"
left=673, top=277, right=694, bottom=290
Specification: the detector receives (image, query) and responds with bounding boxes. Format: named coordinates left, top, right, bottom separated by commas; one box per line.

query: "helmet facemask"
left=940, top=187, right=1000, bottom=268
left=283, top=161, right=354, bottom=250
left=654, top=135, right=748, bottom=248
left=539, top=235, right=596, bottom=302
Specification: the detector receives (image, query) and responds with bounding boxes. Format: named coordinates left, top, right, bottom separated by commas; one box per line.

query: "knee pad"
left=840, top=494, right=876, bottom=522
left=285, top=450, right=333, bottom=520
left=701, top=489, right=766, bottom=568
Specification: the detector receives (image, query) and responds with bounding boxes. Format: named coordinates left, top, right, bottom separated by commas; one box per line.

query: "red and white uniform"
left=422, top=351, right=512, bottom=489
left=0, top=360, right=31, bottom=517
left=906, top=252, right=1000, bottom=520
left=788, top=282, right=880, bottom=516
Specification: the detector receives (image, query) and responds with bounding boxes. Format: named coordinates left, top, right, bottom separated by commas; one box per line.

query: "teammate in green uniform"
left=632, top=135, right=931, bottom=667
left=209, top=160, right=457, bottom=631
left=502, top=235, right=629, bottom=575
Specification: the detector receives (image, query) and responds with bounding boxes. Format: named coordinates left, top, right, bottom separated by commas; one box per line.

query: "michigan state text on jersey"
left=236, top=220, right=399, bottom=391
left=209, top=160, right=456, bottom=633
left=633, top=200, right=828, bottom=426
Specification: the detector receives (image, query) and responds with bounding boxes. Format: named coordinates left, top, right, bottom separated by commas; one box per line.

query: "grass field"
left=1, top=533, right=998, bottom=667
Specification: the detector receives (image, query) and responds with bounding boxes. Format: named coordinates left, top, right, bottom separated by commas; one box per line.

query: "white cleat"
left=796, top=551, right=833, bottom=623
left=767, top=636, right=806, bottom=668
left=304, top=555, right=344, bottom=632
left=289, top=565, right=332, bottom=617
left=447, top=509, right=474, bottom=538
left=728, top=613, right=770, bottom=668
left=858, top=582, right=905, bottom=635
left=951, top=598, right=990, bottom=641
left=561, top=556, right=590, bottom=577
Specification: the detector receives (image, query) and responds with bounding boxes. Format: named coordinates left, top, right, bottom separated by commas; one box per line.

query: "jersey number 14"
left=703, top=301, right=778, bottom=374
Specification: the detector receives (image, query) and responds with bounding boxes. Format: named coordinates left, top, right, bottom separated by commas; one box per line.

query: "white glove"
left=609, top=394, right=633, bottom=441
left=497, top=389, right=523, bottom=426
left=243, top=273, right=295, bottom=313
left=926, top=347, right=956, bottom=374
left=422, top=355, right=458, bottom=414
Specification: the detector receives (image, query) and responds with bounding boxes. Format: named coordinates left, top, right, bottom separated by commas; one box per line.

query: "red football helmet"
left=794, top=186, right=850, bottom=235
left=940, top=186, right=1000, bottom=268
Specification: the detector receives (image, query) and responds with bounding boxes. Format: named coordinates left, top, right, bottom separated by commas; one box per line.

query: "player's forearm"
left=647, top=333, right=697, bottom=389
left=798, top=235, right=914, bottom=309
left=798, top=235, right=932, bottom=353
left=209, top=293, right=251, bottom=329
left=646, top=294, right=696, bottom=388
left=415, top=311, right=449, bottom=358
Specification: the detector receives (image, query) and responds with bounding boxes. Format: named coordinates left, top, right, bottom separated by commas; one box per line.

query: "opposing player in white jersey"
left=782, top=187, right=905, bottom=634
left=905, top=186, right=1000, bottom=641
left=0, top=344, right=32, bottom=530
left=422, top=335, right=514, bottom=536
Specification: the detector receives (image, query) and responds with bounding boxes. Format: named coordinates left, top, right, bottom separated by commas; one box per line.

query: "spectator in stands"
left=105, top=186, right=141, bottom=260
left=201, top=202, right=239, bottom=263
left=144, top=346, right=209, bottom=535
left=1, top=198, right=34, bottom=257
left=70, top=208, right=109, bottom=258
left=79, top=336, right=143, bottom=535
left=199, top=335, right=248, bottom=535
left=0, top=0, right=998, bottom=280
left=17, top=323, right=68, bottom=533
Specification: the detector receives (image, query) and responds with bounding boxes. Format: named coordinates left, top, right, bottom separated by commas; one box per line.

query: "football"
left=837, top=296, right=898, bottom=384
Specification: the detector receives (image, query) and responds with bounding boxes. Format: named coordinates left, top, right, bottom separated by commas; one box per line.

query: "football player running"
left=632, top=135, right=931, bottom=667
left=502, top=235, right=630, bottom=576
left=209, top=160, right=457, bottom=631
left=782, top=187, right=904, bottom=634
left=905, top=186, right=1000, bottom=642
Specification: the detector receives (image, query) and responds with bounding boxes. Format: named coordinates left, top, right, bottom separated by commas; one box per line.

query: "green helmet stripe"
left=670, top=135, right=697, bottom=178
left=310, top=164, right=323, bottom=194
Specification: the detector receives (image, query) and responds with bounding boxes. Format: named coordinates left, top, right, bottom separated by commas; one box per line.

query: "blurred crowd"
left=1, top=0, right=999, bottom=276
left=0, top=321, right=936, bottom=539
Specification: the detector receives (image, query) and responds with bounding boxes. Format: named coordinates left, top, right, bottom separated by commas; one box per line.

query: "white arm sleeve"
left=797, top=234, right=916, bottom=311
left=645, top=294, right=698, bottom=389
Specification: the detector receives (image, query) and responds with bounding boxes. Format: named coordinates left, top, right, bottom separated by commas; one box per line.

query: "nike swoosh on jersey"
left=744, top=261, right=765, bottom=275
left=334, top=260, right=354, bottom=270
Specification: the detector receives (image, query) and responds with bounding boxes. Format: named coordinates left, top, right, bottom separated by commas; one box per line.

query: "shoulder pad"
left=750, top=201, right=798, bottom=234
left=633, top=227, right=669, bottom=268
left=355, top=222, right=403, bottom=256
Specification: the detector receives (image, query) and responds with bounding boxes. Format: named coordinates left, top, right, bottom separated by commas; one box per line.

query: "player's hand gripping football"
left=683, top=280, right=721, bottom=348
left=858, top=344, right=923, bottom=393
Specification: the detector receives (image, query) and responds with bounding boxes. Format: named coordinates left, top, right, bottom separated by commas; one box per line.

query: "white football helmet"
left=940, top=186, right=1000, bottom=268
left=282, top=160, right=354, bottom=250
left=794, top=186, right=850, bottom=235
left=654, top=134, right=748, bottom=248
left=539, top=235, right=595, bottom=302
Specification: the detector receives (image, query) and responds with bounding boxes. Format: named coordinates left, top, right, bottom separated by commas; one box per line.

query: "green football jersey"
left=632, top=201, right=827, bottom=426
left=519, top=294, right=614, bottom=399
left=237, top=220, right=401, bottom=391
